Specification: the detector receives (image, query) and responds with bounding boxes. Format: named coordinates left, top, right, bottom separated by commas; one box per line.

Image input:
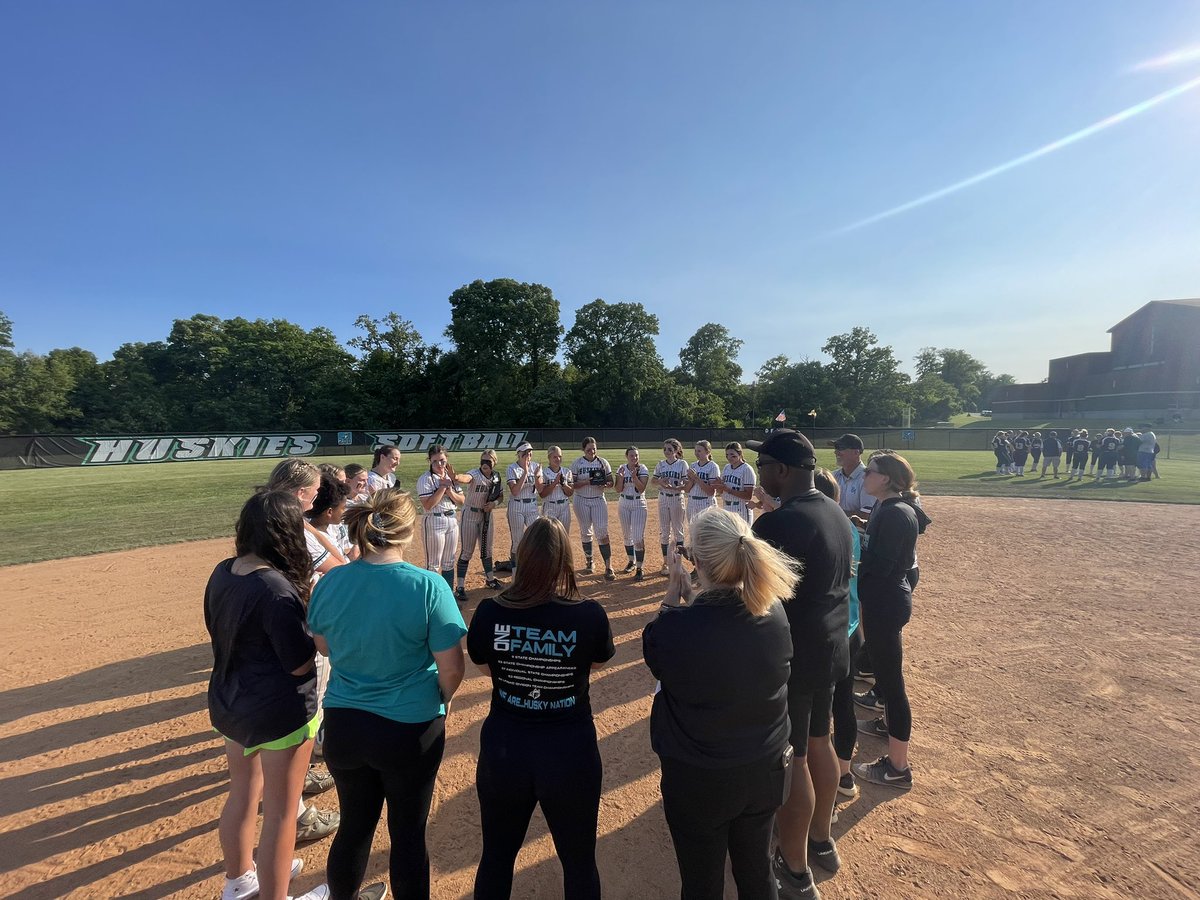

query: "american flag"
left=774, top=409, right=786, bottom=422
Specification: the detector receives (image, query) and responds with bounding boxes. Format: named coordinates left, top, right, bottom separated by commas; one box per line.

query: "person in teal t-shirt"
left=308, top=488, right=467, bottom=900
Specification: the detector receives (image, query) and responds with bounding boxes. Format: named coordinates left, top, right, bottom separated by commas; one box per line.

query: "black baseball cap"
left=746, top=429, right=817, bottom=469
left=828, top=433, right=864, bottom=451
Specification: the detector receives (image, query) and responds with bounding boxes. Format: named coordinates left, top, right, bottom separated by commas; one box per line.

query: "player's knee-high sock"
left=599, top=543, right=612, bottom=565
left=624, top=544, right=635, bottom=562
left=582, top=540, right=593, bottom=562
left=482, top=555, right=494, bottom=576
left=661, top=542, right=669, bottom=559
left=441, top=570, right=454, bottom=589
left=457, top=559, right=469, bottom=583
left=635, top=548, right=645, bottom=568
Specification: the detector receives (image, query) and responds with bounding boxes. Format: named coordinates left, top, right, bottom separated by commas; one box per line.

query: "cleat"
left=484, top=577, right=504, bottom=590
left=295, top=804, right=340, bottom=843
left=604, top=568, right=616, bottom=581
left=454, top=587, right=467, bottom=604
left=659, top=565, right=669, bottom=576
left=622, top=561, right=637, bottom=573
left=303, top=767, right=334, bottom=795
left=633, top=569, right=644, bottom=582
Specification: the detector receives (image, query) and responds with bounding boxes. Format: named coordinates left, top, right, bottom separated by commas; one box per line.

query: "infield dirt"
left=2, top=497, right=1198, bottom=899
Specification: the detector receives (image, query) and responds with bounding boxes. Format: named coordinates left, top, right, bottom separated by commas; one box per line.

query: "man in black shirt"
left=747, top=429, right=853, bottom=896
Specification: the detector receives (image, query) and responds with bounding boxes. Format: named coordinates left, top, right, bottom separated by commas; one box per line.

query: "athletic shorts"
left=219, top=713, right=320, bottom=757
left=787, top=681, right=833, bottom=754
left=1137, top=451, right=1155, bottom=469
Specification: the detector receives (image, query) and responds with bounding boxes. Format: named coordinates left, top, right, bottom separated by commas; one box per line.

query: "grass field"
left=3, top=448, right=1197, bottom=567
left=948, top=415, right=1200, bottom=459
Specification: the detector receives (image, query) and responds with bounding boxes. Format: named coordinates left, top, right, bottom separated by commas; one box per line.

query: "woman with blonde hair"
left=467, top=516, right=615, bottom=899
left=643, top=507, right=799, bottom=899
left=853, top=453, right=930, bottom=792
left=308, top=489, right=468, bottom=900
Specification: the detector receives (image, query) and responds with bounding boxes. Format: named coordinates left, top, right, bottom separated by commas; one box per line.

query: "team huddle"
left=990, top=426, right=1162, bottom=482
left=204, top=431, right=932, bottom=900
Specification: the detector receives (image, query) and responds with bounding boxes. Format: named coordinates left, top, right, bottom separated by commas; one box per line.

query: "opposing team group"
left=990, top=426, right=1161, bottom=481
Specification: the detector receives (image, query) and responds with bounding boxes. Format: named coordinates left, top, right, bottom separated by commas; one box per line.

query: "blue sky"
left=2, top=2, right=1198, bottom=384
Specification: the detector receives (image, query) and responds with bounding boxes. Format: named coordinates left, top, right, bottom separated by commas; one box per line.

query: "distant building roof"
left=1108, top=298, right=1200, bottom=333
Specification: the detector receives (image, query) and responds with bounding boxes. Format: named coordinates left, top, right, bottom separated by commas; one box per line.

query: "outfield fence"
left=3, top=427, right=1196, bottom=470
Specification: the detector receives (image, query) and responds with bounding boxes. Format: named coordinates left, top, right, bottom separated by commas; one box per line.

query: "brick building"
left=992, top=298, right=1200, bottom=422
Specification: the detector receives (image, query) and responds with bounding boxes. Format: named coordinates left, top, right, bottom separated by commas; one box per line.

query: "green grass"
left=3, top=448, right=1198, bottom=567
left=946, top=416, right=1200, bottom=460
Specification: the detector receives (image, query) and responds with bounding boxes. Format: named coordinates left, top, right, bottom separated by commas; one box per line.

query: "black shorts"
left=787, top=681, right=833, bottom=754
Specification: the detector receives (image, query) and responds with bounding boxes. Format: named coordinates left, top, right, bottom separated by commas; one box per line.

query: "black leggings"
left=854, top=568, right=917, bottom=679
left=833, top=627, right=864, bottom=761
left=860, top=596, right=913, bottom=743
left=659, top=752, right=792, bottom=900
left=474, top=715, right=603, bottom=900
left=323, top=708, right=446, bottom=900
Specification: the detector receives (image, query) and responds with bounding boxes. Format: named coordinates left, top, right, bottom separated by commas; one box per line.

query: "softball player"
left=418, top=444, right=464, bottom=590
left=570, top=436, right=616, bottom=581
left=653, top=439, right=688, bottom=575
left=456, top=450, right=505, bottom=601
left=684, top=440, right=720, bottom=524
left=1011, top=431, right=1030, bottom=476
left=367, top=444, right=400, bottom=495
left=1030, top=432, right=1043, bottom=470
left=1067, top=430, right=1091, bottom=481
left=1097, top=429, right=1122, bottom=480
left=506, top=442, right=542, bottom=573
left=717, top=442, right=756, bottom=524
left=615, top=446, right=650, bottom=581
left=539, top=445, right=574, bottom=533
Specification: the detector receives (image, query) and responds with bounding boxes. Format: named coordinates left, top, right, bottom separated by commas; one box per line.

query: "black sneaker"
left=454, top=587, right=467, bottom=604
left=358, top=883, right=388, bottom=900
left=853, top=688, right=885, bottom=712
left=854, top=669, right=875, bottom=684
left=807, top=837, right=841, bottom=874
left=604, top=568, right=616, bottom=581
left=773, top=851, right=820, bottom=899
left=484, top=577, right=504, bottom=590
left=837, top=772, right=859, bottom=799
left=622, top=560, right=637, bottom=573
left=633, top=569, right=644, bottom=582
left=856, top=716, right=888, bottom=738
left=853, top=754, right=913, bottom=791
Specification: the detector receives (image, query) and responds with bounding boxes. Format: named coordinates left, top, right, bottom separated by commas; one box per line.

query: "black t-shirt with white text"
left=467, top=597, right=615, bottom=723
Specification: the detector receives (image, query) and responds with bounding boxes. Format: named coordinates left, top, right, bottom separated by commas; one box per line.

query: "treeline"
left=0, top=279, right=1014, bottom=433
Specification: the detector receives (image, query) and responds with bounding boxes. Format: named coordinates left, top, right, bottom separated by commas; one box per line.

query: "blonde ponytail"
left=689, top=508, right=801, bottom=616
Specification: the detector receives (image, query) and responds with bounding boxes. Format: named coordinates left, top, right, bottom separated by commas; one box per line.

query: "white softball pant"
left=722, top=498, right=754, bottom=525
left=422, top=510, right=459, bottom=571
left=459, top=507, right=494, bottom=562
left=573, top=494, right=609, bottom=542
left=542, top=498, right=572, bottom=533
left=687, top=495, right=716, bottom=524
left=507, top=499, right=540, bottom=554
left=658, top=492, right=685, bottom=545
left=619, top=497, right=648, bottom=546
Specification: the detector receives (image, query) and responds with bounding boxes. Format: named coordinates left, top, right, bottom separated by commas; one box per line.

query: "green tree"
left=822, top=327, right=909, bottom=425
left=350, top=313, right=440, bottom=427
left=444, top=279, right=563, bottom=425
left=565, top=299, right=670, bottom=426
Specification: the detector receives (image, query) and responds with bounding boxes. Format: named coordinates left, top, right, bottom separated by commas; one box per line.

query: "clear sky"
left=2, top=2, right=1199, bottom=384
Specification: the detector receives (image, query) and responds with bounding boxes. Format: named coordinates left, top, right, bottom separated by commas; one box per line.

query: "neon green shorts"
left=220, top=714, right=320, bottom=757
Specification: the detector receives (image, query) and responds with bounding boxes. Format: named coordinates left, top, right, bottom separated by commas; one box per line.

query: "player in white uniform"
left=570, top=436, right=616, bottom=581
left=506, top=442, right=542, bottom=574
left=417, top=444, right=466, bottom=591
left=615, top=446, right=650, bottom=581
left=685, top=440, right=721, bottom=524
left=716, top=441, right=757, bottom=524
left=367, top=444, right=400, bottom=495
left=455, top=450, right=506, bottom=601
left=653, top=438, right=689, bottom=576
left=538, top=445, right=574, bottom=532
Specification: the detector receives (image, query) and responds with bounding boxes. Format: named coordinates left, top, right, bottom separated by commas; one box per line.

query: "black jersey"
left=1100, top=435, right=1121, bottom=453
left=1013, top=436, right=1029, bottom=451
left=1071, top=437, right=1091, bottom=455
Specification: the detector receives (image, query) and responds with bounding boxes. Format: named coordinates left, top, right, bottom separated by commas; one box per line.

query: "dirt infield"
left=2, top=496, right=1198, bottom=899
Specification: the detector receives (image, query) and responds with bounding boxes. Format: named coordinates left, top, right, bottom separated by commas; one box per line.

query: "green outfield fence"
left=3, top=427, right=1197, bottom=470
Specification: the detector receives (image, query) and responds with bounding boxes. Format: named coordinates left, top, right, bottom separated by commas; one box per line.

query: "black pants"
left=323, top=708, right=446, bottom=900
left=474, top=715, right=602, bottom=900
left=860, top=599, right=912, bottom=743
left=854, top=568, right=916, bottom=681
left=659, top=752, right=792, bottom=900
left=833, top=627, right=864, bottom=761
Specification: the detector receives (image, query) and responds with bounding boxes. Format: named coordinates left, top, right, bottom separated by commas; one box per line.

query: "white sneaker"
left=290, top=885, right=331, bottom=900
left=223, top=859, right=304, bottom=900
